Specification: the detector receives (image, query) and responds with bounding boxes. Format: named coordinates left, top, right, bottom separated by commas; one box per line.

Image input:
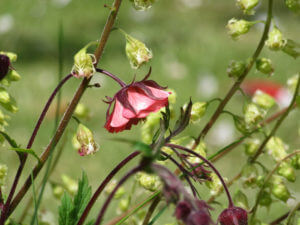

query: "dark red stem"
left=96, top=68, right=126, bottom=87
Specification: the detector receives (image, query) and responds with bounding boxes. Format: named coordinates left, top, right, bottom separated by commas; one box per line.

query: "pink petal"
left=105, top=100, right=130, bottom=132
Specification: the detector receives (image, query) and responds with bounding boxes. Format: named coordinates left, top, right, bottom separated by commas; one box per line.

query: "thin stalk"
left=77, top=151, right=140, bottom=225
left=148, top=204, right=168, bottom=225
left=166, top=143, right=234, bottom=207
left=194, top=0, right=273, bottom=145
left=250, top=74, right=300, bottom=163
left=94, top=165, right=143, bottom=225
left=30, top=173, right=38, bottom=225
left=7, top=0, right=123, bottom=217
left=142, top=195, right=161, bottom=225
left=96, top=68, right=126, bottom=87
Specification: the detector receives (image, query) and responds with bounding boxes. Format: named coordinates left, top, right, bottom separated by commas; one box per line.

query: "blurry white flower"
left=197, top=73, right=219, bottom=99
left=0, top=14, right=14, bottom=34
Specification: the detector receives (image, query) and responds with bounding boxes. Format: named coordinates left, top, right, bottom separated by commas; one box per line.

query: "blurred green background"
left=0, top=0, right=300, bottom=224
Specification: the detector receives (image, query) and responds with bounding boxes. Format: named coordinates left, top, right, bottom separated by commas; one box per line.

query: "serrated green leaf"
left=10, top=148, right=41, bottom=163
left=59, top=193, right=73, bottom=225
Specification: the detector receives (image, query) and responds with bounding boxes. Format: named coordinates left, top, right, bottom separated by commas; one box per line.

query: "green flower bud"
left=61, top=174, right=78, bottom=195
left=0, top=51, right=17, bottom=62
left=52, top=184, right=64, bottom=199
left=291, top=153, right=300, bottom=169
left=244, top=138, right=260, bottom=156
left=252, top=90, right=276, bottom=109
left=72, top=43, right=96, bottom=78
left=256, top=175, right=265, bottom=187
left=190, top=102, right=207, bottom=123
left=271, top=176, right=290, bottom=202
left=75, top=124, right=98, bottom=156
left=241, top=164, right=258, bottom=188
left=282, top=39, right=300, bottom=59
left=277, top=162, right=296, bottom=182
left=256, top=58, right=274, bottom=76
left=130, top=0, right=155, bottom=11
left=0, top=164, right=8, bottom=187
left=265, top=27, right=287, bottom=51
left=244, top=102, right=266, bottom=125
left=233, top=190, right=249, bottom=209
left=285, top=0, right=300, bottom=13
left=227, top=60, right=246, bottom=78
left=206, top=172, right=225, bottom=196
left=5, top=70, right=21, bottom=82
left=137, top=172, right=161, bottom=192
left=258, top=191, right=272, bottom=207
left=287, top=74, right=300, bottom=93
left=104, top=180, right=126, bottom=199
left=118, top=198, right=130, bottom=212
left=0, top=87, right=10, bottom=104
left=74, top=103, right=90, bottom=120
left=227, top=18, right=254, bottom=40
left=124, top=33, right=153, bottom=69
left=266, top=137, right=288, bottom=162
left=236, top=0, right=259, bottom=15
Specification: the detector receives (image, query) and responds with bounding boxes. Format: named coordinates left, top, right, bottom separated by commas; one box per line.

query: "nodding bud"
left=227, top=60, right=246, bottom=78
left=243, top=102, right=266, bottom=125
left=72, top=47, right=96, bottom=78
left=258, top=191, right=272, bottom=207
left=175, top=201, right=192, bottom=220
left=291, top=153, right=300, bottom=169
left=136, top=172, right=161, bottom=192
left=0, top=54, right=10, bottom=81
left=75, top=124, right=98, bottom=156
left=130, top=0, right=155, bottom=11
left=236, top=0, right=259, bottom=15
left=265, top=27, right=287, bottom=51
left=271, top=176, right=291, bottom=202
left=285, top=0, right=300, bottom=13
left=244, top=138, right=260, bottom=156
left=266, top=137, right=288, bottom=162
left=0, top=164, right=8, bottom=187
left=287, top=74, right=300, bottom=93
left=252, top=90, right=276, bottom=109
left=277, top=162, right=296, bottom=182
left=218, top=206, right=248, bottom=225
left=190, top=102, right=207, bottom=123
left=124, top=33, right=153, bottom=69
left=226, top=18, right=254, bottom=40
left=256, top=58, right=274, bottom=76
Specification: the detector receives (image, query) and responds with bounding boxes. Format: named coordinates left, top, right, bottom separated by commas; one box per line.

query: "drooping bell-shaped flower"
left=218, top=206, right=248, bottom=225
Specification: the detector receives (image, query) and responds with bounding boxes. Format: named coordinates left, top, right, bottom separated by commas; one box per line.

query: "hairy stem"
left=194, top=0, right=273, bottom=145
left=77, top=151, right=140, bottom=225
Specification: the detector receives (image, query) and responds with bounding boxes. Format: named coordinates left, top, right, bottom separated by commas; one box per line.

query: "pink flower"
left=104, top=71, right=170, bottom=133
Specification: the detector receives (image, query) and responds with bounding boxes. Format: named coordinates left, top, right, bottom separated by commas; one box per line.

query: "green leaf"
left=10, top=148, right=41, bottom=163
left=59, top=193, right=73, bottom=225
left=133, top=141, right=152, bottom=157
left=0, top=131, right=18, bottom=148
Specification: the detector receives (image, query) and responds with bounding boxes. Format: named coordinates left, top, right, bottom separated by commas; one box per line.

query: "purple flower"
left=0, top=54, right=10, bottom=80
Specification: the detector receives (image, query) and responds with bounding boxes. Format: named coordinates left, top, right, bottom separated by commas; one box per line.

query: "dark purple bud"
left=0, top=54, right=10, bottom=80
left=218, top=207, right=248, bottom=225
left=186, top=210, right=214, bottom=225
left=175, top=201, right=192, bottom=220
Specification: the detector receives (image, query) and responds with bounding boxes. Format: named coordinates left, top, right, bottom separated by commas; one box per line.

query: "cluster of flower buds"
left=104, top=180, right=125, bottom=199
left=130, top=0, right=156, bottom=11
left=236, top=0, right=259, bottom=15
left=72, top=124, right=98, bottom=156
left=270, top=175, right=291, bottom=202
left=227, top=19, right=256, bottom=40
left=71, top=43, right=96, bottom=78
left=265, top=27, right=287, bottom=51
left=136, top=172, right=161, bottom=192
left=227, top=60, right=246, bottom=79
left=122, top=32, right=153, bottom=69
left=256, top=58, right=274, bottom=76
left=0, top=164, right=8, bottom=187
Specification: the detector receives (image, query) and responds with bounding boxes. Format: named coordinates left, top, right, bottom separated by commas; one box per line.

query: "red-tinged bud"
left=175, top=201, right=192, bottom=220
left=186, top=210, right=214, bottom=225
left=218, top=207, right=248, bottom=225
left=0, top=54, right=10, bottom=80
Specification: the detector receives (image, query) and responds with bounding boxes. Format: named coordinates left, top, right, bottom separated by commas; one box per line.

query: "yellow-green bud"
left=291, top=153, right=300, bottom=169
left=265, top=27, right=287, bottom=51
left=234, top=116, right=251, bottom=134
left=252, top=90, right=276, bottom=109
left=104, top=180, right=125, bottom=199
left=206, top=172, right=224, bottom=196
left=271, top=176, right=290, bottom=202
left=166, top=88, right=177, bottom=105
left=241, top=164, right=258, bottom=188
left=6, top=70, right=21, bottom=82
left=256, top=58, right=274, bottom=76
left=233, top=190, right=249, bottom=209
left=0, top=51, right=17, bottom=62
left=227, top=60, right=246, bottom=78
left=244, top=138, right=260, bottom=156
left=137, top=172, right=161, bottom=192
left=227, top=18, right=254, bottom=40
left=184, top=102, right=207, bottom=123
left=52, top=184, right=64, bottom=199
left=266, top=137, right=288, bottom=162
left=236, top=0, right=259, bottom=15
left=186, top=140, right=207, bottom=164
left=0, top=164, right=8, bottom=187
left=61, top=174, right=78, bottom=195
left=244, top=102, right=266, bottom=125
left=287, top=74, right=299, bottom=93
left=256, top=175, right=265, bottom=187
left=130, top=0, right=155, bottom=11
left=258, top=191, right=272, bottom=207
left=72, top=47, right=95, bottom=78
left=118, top=198, right=130, bottom=212
left=75, top=124, right=98, bottom=156
left=74, top=103, right=90, bottom=120
left=277, top=162, right=296, bottom=182
left=0, top=87, right=10, bottom=104
left=125, top=33, right=153, bottom=69
left=285, top=0, right=300, bottom=13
